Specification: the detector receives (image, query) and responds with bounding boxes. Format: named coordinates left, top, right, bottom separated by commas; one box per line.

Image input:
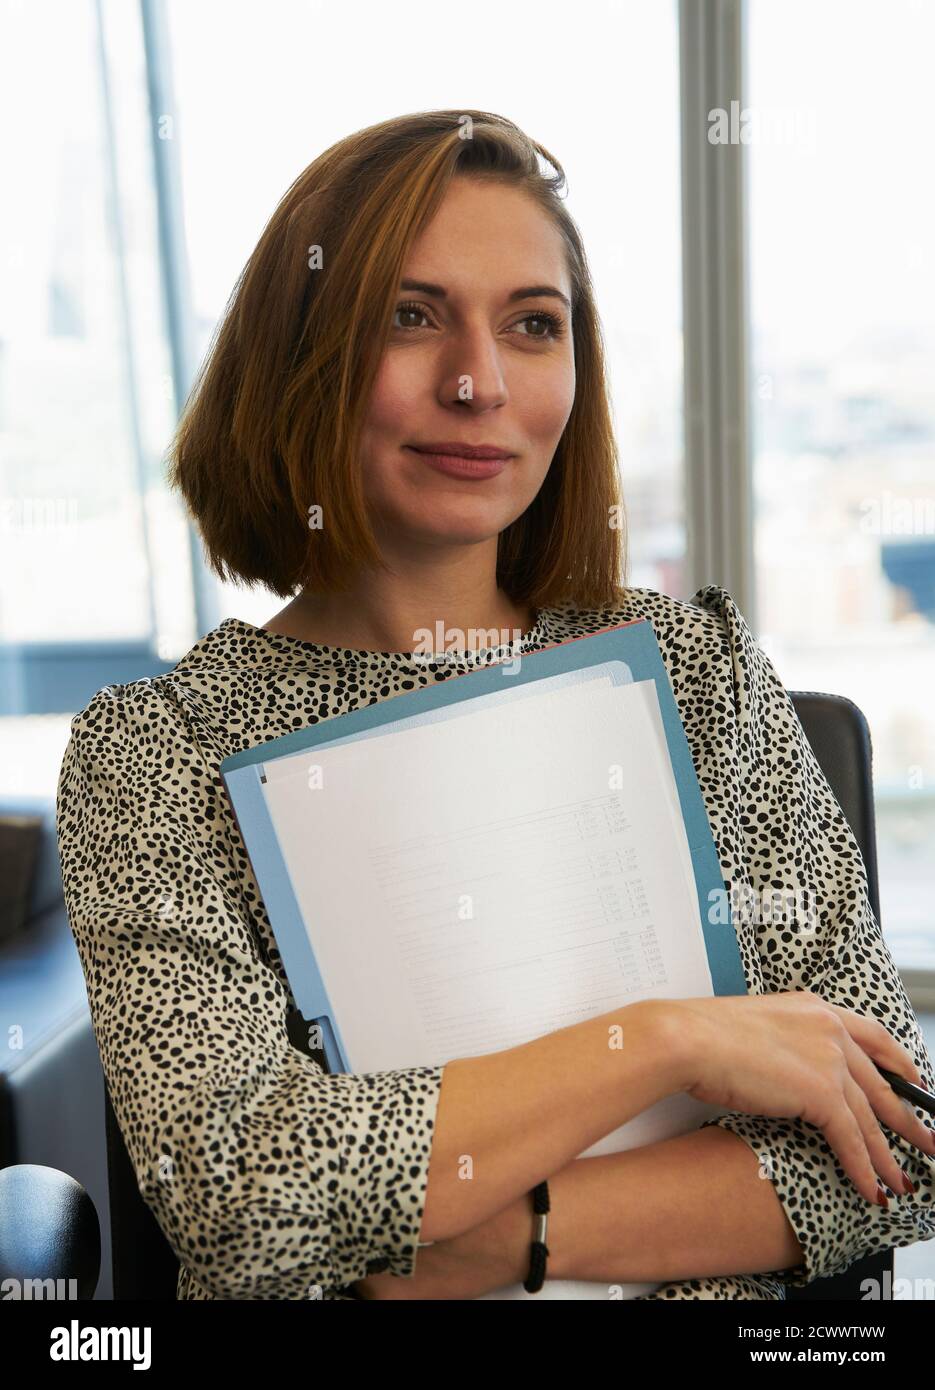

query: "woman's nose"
left=437, top=330, right=509, bottom=409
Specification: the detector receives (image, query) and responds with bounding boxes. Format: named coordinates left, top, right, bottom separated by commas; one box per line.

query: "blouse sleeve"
left=55, top=681, right=445, bottom=1300
left=689, top=583, right=935, bottom=1289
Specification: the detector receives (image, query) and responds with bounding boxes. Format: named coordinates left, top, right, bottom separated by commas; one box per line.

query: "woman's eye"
left=392, top=303, right=566, bottom=340
left=515, top=312, right=565, bottom=340
left=393, top=302, right=430, bottom=331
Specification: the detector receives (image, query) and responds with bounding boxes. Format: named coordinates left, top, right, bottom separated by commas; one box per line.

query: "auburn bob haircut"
left=166, top=109, right=628, bottom=608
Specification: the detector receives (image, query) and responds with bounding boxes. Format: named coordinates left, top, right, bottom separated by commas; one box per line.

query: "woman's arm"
left=56, top=683, right=449, bottom=1299
left=677, top=585, right=935, bottom=1290
left=508, top=1125, right=808, bottom=1286
left=419, top=997, right=688, bottom=1242
left=372, top=587, right=935, bottom=1299
left=358, top=1124, right=808, bottom=1298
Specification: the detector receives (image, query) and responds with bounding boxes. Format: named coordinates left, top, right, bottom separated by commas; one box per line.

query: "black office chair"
left=0, top=691, right=898, bottom=1299
left=779, top=692, right=892, bottom=1301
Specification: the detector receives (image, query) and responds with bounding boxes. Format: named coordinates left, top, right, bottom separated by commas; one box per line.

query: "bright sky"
left=747, top=0, right=935, bottom=349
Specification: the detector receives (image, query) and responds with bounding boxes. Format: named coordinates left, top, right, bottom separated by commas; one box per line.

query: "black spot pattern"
left=54, top=584, right=935, bottom=1300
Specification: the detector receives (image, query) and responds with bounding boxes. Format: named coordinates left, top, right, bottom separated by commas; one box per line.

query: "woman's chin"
left=378, top=511, right=521, bottom=549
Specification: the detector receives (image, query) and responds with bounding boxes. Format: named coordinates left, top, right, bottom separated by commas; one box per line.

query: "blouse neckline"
left=214, top=607, right=555, bottom=669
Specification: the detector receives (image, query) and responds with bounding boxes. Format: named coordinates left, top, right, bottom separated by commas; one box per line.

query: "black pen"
left=875, top=1064, right=935, bottom=1119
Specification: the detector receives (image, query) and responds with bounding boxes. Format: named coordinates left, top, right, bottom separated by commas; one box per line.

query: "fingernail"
left=876, top=1182, right=889, bottom=1208
left=901, top=1170, right=916, bottom=1196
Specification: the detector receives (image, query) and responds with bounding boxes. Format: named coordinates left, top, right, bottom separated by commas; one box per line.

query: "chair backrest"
left=789, top=692, right=883, bottom=926
left=103, top=689, right=894, bottom=1300
left=784, top=691, right=891, bottom=1301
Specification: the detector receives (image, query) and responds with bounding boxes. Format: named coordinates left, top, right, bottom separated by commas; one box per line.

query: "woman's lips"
left=405, top=447, right=508, bottom=479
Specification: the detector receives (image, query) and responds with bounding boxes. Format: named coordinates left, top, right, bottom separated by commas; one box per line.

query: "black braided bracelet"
left=522, top=1180, right=551, bottom=1293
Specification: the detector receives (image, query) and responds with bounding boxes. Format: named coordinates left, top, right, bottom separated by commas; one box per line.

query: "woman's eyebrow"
left=400, top=278, right=571, bottom=309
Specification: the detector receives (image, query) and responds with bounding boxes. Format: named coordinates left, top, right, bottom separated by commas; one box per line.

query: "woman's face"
left=358, top=178, right=576, bottom=554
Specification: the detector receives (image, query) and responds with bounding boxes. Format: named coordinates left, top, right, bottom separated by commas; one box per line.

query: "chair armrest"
left=0, top=1163, right=100, bottom=1298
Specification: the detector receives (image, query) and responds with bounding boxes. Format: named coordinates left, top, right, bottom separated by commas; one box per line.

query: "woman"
left=56, top=110, right=935, bottom=1301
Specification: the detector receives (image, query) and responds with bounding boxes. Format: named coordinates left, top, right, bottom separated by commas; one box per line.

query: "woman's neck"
left=263, top=584, right=536, bottom=654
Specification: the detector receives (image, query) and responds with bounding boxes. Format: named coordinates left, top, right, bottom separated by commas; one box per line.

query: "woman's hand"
left=665, top=990, right=935, bottom=1206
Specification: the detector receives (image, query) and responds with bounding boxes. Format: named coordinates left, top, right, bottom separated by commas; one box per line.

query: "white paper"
left=262, top=674, right=728, bottom=1299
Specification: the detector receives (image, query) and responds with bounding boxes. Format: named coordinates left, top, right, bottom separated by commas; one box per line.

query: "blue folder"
left=220, top=617, right=748, bottom=1073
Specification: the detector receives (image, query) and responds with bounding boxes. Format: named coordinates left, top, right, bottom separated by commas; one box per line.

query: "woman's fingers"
left=795, top=1001, right=933, bottom=1206
left=840, top=1030, right=935, bottom=1162
left=840, top=1070, right=914, bottom=1202
left=812, top=1084, right=884, bottom=1207
left=828, top=1003, right=935, bottom=1154
left=812, top=1074, right=910, bottom=1208
left=828, top=1002, right=926, bottom=1088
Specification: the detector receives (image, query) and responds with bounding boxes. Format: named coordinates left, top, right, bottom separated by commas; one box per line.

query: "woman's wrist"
left=657, top=997, right=713, bottom=1094
left=425, top=1189, right=556, bottom=1296
left=648, top=997, right=713, bottom=1094
left=593, top=998, right=697, bottom=1106
left=445, top=1190, right=544, bottom=1292
left=465, top=1195, right=532, bottom=1296
left=352, top=1192, right=544, bottom=1299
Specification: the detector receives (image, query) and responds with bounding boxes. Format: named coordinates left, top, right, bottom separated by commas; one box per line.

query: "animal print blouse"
left=55, top=584, right=935, bottom=1300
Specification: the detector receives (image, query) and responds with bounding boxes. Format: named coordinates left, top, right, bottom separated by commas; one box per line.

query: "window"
left=0, top=0, right=192, bottom=793
left=747, top=0, right=935, bottom=969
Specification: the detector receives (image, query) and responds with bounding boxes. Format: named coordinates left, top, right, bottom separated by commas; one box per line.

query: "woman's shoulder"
left=65, top=617, right=255, bottom=753
left=62, top=674, right=202, bottom=791
left=68, top=672, right=180, bottom=728
left=544, top=582, right=750, bottom=647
